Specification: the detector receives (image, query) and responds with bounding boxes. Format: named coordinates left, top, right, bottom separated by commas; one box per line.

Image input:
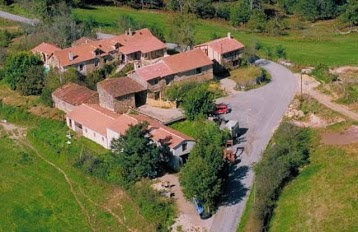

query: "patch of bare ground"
left=154, top=174, right=212, bottom=232
left=285, top=98, right=345, bottom=128
left=321, top=126, right=358, bottom=145
left=28, top=105, right=64, bottom=121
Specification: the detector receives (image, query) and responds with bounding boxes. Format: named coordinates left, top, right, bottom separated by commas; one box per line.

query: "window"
left=154, top=92, right=160, bottom=100
left=152, top=78, right=159, bottom=85
left=79, top=64, right=84, bottom=71
left=182, top=143, right=187, bottom=151
left=93, top=132, right=96, bottom=137
left=102, top=137, right=104, bottom=142
left=233, top=60, right=239, bottom=66
left=196, top=67, right=202, bottom=74
left=104, top=58, right=107, bottom=63
left=95, top=60, right=99, bottom=67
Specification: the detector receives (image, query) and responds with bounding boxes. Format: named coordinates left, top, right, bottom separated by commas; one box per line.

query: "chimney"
left=227, top=32, right=231, bottom=39
left=69, top=52, right=74, bottom=61
left=128, top=28, right=133, bottom=36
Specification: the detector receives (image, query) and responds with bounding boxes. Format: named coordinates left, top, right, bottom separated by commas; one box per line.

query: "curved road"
left=210, top=61, right=298, bottom=232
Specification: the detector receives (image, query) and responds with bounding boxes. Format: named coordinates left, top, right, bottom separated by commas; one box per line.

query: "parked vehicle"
left=193, top=197, right=211, bottom=219
left=222, top=120, right=240, bottom=139
left=211, top=103, right=231, bottom=115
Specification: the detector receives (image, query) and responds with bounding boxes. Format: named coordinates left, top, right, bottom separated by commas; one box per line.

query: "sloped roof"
left=135, top=61, right=173, bottom=81
left=198, top=36, right=245, bottom=55
left=135, top=49, right=213, bottom=81
left=52, top=83, right=98, bottom=106
left=108, top=113, right=194, bottom=149
left=97, top=77, right=146, bottom=98
left=52, top=28, right=165, bottom=67
left=67, top=104, right=120, bottom=136
left=31, top=42, right=61, bottom=55
left=163, top=49, right=213, bottom=73
left=72, top=37, right=96, bottom=47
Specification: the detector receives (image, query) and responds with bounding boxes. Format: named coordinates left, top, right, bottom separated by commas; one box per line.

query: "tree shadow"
left=219, top=165, right=250, bottom=206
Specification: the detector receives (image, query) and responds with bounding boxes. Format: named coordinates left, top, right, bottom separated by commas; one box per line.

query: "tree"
left=230, top=0, right=251, bottom=26
left=168, top=13, right=196, bottom=51
left=340, top=0, right=358, bottom=26
left=17, top=65, right=45, bottom=95
left=2, top=52, right=43, bottom=91
left=111, top=123, right=161, bottom=185
left=180, top=122, right=228, bottom=211
left=247, top=9, right=267, bottom=32
left=182, top=84, right=214, bottom=120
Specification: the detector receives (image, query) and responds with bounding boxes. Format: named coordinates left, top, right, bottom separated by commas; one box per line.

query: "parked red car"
left=211, top=103, right=231, bottom=115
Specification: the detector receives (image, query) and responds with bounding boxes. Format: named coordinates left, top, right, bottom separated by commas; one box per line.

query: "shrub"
left=312, top=64, right=338, bottom=84
left=252, top=123, right=312, bottom=230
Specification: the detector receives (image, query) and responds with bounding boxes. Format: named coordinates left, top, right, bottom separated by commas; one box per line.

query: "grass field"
left=0, top=84, right=171, bottom=231
left=73, top=6, right=358, bottom=66
left=269, top=134, right=358, bottom=231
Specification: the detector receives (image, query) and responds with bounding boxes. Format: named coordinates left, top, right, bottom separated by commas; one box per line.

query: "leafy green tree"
left=182, top=84, right=214, bottom=120
left=168, top=13, right=197, bottom=51
left=180, top=122, right=228, bottom=211
left=2, top=51, right=43, bottom=91
left=111, top=122, right=161, bottom=185
left=17, top=65, right=45, bottom=95
left=0, top=30, right=13, bottom=47
left=340, top=0, right=358, bottom=26
left=247, top=9, right=267, bottom=32
left=230, top=0, right=251, bottom=26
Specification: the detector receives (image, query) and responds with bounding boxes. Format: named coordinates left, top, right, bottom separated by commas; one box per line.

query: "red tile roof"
left=108, top=114, right=194, bottom=149
left=67, top=104, right=120, bottom=136
left=52, top=83, right=98, bottom=106
left=163, top=49, right=212, bottom=73
left=114, top=28, right=166, bottom=55
left=97, top=77, right=146, bottom=97
left=52, top=28, right=165, bottom=68
left=53, top=43, right=109, bottom=67
left=135, top=49, right=213, bottom=81
left=198, top=36, right=245, bottom=55
left=135, top=61, right=173, bottom=81
left=72, top=37, right=96, bottom=47
left=31, top=42, right=61, bottom=55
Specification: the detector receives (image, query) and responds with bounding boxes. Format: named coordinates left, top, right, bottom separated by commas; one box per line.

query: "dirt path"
left=300, top=74, right=358, bottom=121
left=0, top=10, right=39, bottom=25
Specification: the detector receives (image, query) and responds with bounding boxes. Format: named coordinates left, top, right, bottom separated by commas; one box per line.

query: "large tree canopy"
left=111, top=122, right=161, bottom=185
left=180, top=122, right=229, bottom=211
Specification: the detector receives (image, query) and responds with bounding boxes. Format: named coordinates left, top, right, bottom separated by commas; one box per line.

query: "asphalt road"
left=210, top=61, right=298, bottom=232
left=0, top=10, right=39, bottom=25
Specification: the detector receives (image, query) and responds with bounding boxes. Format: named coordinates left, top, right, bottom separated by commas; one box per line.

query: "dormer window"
left=95, top=50, right=101, bottom=56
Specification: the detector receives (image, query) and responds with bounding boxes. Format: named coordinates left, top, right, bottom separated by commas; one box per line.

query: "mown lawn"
left=269, top=141, right=358, bottom=232
left=73, top=6, right=358, bottom=66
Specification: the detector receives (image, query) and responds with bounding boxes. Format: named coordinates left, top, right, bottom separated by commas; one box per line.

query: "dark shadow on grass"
left=219, top=165, right=250, bottom=206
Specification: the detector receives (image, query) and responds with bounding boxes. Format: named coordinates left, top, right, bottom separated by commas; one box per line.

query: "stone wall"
left=113, top=94, right=136, bottom=113
left=53, top=95, right=76, bottom=113
left=98, top=85, right=115, bottom=111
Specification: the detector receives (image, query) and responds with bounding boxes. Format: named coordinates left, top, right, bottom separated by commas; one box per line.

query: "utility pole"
left=301, top=72, right=303, bottom=100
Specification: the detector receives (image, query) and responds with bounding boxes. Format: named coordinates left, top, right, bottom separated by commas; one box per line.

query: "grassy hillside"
left=73, top=6, right=358, bottom=66
left=269, top=131, right=358, bottom=231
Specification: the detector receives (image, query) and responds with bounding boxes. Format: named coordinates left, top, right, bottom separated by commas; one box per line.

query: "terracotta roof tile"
left=108, top=113, right=194, bottom=149
left=52, top=83, right=98, bottom=106
left=97, top=77, right=146, bottom=97
left=72, top=37, right=96, bottom=47
left=135, top=61, right=173, bottom=81
left=198, top=36, right=245, bottom=55
left=135, top=49, right=213, bottom=81
left=163, top=49, right=213, bottom=73
left=31, top=42, right=61, bottom=55
left=67, top=104, right=120, bottom=136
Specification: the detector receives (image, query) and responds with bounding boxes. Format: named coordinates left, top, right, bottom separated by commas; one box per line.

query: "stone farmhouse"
left=52, top=83, right=99, bottom=113
left=67, top=104, right=195, bottom=169
left=196, top=33, right=245, bottom=70
left=97, top=76, right=147, bottom=113
left=130, top=48, right=213, bottom=101
left=31, top=28, right=167, bottom=74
